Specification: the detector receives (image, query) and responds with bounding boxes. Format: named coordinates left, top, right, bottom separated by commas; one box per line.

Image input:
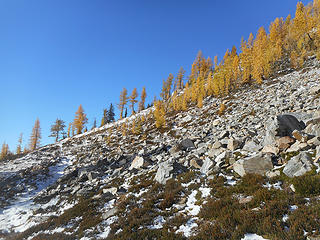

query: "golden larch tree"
left=73, top=105, right=88, bottom=135
left=0, top=142, right=9, bottom=160
left=129, top=88, right=138, bottom=115
left=138, top=87, right=147, bottom=112
left=118, top=88, right=128, bottom=119
left=29, top=118, right=41, bottom=151
left=16, top=133, right=23, bottom=154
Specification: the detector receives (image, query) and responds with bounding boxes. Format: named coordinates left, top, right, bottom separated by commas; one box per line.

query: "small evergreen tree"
left=49, top=118, right=66, bottom=142
left=107, top=103, right=115, bottom=122
left=92, top=118, right=97, bottom=130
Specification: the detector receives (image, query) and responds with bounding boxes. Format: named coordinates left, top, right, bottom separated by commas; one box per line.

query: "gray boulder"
left=200, top=157, right=214, bottom=175
left=155, top=160, right=187, bottom=184
left=233, top=153, right=273, bottom=177
left=283, top=152, right=313, bottom=177
left=263, top=114, right=306, bottom=146
left=179, top=139, right=195, bottom=151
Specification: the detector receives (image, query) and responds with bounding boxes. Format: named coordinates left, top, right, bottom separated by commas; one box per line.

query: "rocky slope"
left=1, top=60, right=320, bottom=239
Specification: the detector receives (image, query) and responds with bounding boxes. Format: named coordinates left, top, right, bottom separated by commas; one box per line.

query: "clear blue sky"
left=0, top=0, right=309, bottom=151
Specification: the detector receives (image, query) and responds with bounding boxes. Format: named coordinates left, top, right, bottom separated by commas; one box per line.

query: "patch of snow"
left=176, top=217, right=198, bottom=237
left=282, top=214, right=289, bottom=222
left=263, top=181, right=282, bottom=190
left=0, top=158, right=71, bottom=233
left=97, top=216, right=118, bottom=239
left=184, top=190, right=200, bottom=216
left=199, top=187, right=211, bottom=198
left=289, top=205, right=298, bottom=211
left=148, top=215, right=165, bottom=229
left=241, top=233, right=269, bottom=240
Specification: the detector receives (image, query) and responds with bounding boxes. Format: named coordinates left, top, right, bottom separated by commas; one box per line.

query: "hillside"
left=0, top=58, right=320, bottom=239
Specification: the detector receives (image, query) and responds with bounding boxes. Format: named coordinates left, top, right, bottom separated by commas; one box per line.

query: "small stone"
left=200, top=157, right=214, bottom=175
left=218, top=131, right=229, bottom=140
left=212, top=119, right=220, bottom=126
left=292, top=130, right=303, bottom=141
left=103, top=187, right=117, bottom=195
left=129, top=156, right=150, bottom=170
left=227, top=139, right=240, bottom=151
left=243, top=140, right=261, bottom=152
left=262, top=145, right=279, bottom=155
left=276, top=136, right=295, bottom=150
left=266, top=170, right=281, bottom=178
left=239, top=196, right=253, bottom=204
left=190, top=159, right=202, bottom=169
left=212, top=141, right=222, bottom=149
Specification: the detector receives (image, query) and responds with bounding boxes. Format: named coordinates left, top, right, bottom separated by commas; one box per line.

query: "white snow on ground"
left=148, top=216, right=165, bottom=230
left=96, top=216, right=118, bottom=239
left=184, top=190, right=200, bottom=216
left=263, top=181, right=282, bottom=190
left=282, top=214, right=289, bottom=222
left=241, top=233, right=269, bottom=240
left=176, top=217, right=198, bottom=237
left=289, top=205, right=298, bottom=211
left=0, top=157, right=71, bottom=233
left=199, top=187, right=211, bottom=198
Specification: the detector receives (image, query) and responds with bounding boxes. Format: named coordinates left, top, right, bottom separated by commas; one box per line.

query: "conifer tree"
left=107, top=103, right=115, bottom=122
left=252, top=26, right=270, bottom=84
left=160, top=74, right=173, bottom=102
left=118, top=88, right=128, bottom=119
left=67, top=123, right=72, bottom=138
left=16, top=133, right=23, bottom=155
left=240, top=33, right=254, bottom=83
left=92, top=118, right=97, bottom=130
left=174, top=67, right=185, bottom=92
left=73, top=105, right=88, bottom=134
left=0, top=142, right=9, bottom=160
left=138, top=87, right=147, bottom=112
left=101, top=108, right=108, bottom=127
left=29, top=118, right=41, bottom=151
left=49, top=119, right=66, bottom=142
left=154, top=100, right=166, bottom=128
left=129, top=88, right=138, bottom=115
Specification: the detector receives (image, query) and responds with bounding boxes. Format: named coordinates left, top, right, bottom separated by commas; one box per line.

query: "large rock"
left=233, top=153, right=273, bottom=177
left=263, top=114, right=305, bottom=146
left=179, top=139, right=195, bottom=151
left=243, top=140, right=261, bottom=152
left=283, top=152, right=313, bottom=177
left=305, top=123, right=320, bottom=137
left=200, top=157, right=214, bottom=175
left=129, top=156, right=150, bottom=170
left=276, top=114, right=306, bottom=137
left=154, top=160, right=187, bottom=184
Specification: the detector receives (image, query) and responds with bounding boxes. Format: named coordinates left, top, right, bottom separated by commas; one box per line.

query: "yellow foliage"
left=154, top=100, right=166, bottom=129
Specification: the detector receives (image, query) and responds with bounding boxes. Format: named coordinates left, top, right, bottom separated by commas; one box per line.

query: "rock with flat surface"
left=129, top=156, right=150, bottom=170
left=243, top=140, right=261, bottom=152
left=200, top=157, right=214, bottom=175
left=233, top=153, right=273, bottom=177
left=155, top=160, right=187, bottom=184
left=262, top=145, right=279, bottom=155
left=179, top=139, right=195, bottom=151
left=283, top=152, right=313, bottom=177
